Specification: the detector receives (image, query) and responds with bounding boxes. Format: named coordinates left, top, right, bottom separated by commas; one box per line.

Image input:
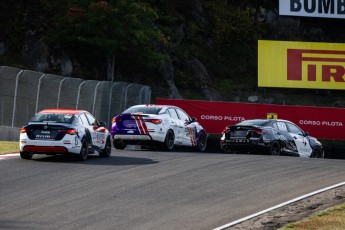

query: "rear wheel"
left=195, top=132, right=207, bottom=152
left=162, top=130, right=175, bottom=151
left=270, top=141, right=281, bottom=156
left=20, top=151, right=33, bottom=160
left=311, top=146, right=324, bottom=158
left=113, top=140, right=126, bottom=150
left=78, top=139, right=89, bottom=161
left=99, top=137, right=111, bottom=157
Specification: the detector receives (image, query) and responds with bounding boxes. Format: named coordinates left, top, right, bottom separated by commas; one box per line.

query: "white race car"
left=111, top=104, right=207, bottom=151
left=19, top=108, right=111, bottom=160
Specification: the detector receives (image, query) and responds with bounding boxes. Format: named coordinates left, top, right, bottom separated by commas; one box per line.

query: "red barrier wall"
left=156, top=98, right=345, bottom=140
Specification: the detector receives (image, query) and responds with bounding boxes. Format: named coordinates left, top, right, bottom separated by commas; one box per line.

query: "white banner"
left=279, top=0, right=345, bottom=19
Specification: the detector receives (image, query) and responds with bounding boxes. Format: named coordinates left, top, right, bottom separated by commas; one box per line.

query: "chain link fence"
left=0, top=66, right=151, bottom=130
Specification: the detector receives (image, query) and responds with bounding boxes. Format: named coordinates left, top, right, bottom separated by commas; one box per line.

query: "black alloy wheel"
left=162, top=130, right=175, bottom=151
left=195, top=132, right=207, bottom=152
left=78, top=139, right=89, bottom=161
left=270, top=141, right=281, bottom=156
left=20, top=151, right=33, bottom=160
left=113, top=140, right=126, bottom=149
left=100, top=137, right=111, bottom=157
left=311, top=146, right=324, bottom=158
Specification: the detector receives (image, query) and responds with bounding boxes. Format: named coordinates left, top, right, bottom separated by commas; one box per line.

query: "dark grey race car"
left=220, top=119, right=324, bottom=158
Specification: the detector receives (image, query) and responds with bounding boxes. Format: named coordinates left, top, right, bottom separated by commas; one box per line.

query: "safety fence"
left=0, top=66, right=151, bottom=129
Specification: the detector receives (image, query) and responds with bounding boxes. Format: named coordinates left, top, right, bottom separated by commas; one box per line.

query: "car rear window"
left=123, top=106, right=162, bottom=115
left=30, top=113, right=74, bottom=123
left=237, top=120, right=270, bottom=126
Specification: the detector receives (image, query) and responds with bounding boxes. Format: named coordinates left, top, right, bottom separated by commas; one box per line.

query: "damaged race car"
left=220, top=119, right=324, bottom=158
left=111, top=104, right=207, bottom=151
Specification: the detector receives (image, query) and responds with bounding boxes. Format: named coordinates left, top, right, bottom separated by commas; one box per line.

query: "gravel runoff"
left=217, top=184, right=345, bottom=230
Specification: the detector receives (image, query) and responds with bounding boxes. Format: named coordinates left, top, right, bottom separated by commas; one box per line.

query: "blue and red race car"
left=111, top=104, right=207, bottom=151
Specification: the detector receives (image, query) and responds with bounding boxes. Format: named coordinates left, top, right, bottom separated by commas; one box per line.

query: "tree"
left=50, top=0, right=164, bottom=81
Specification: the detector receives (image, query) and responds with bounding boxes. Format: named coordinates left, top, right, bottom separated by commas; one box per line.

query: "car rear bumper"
left=113, top=134, right=152, bottom=141
left=19, top=137, right=82, bottom=154
left=220, top=139, right=268, bottom=153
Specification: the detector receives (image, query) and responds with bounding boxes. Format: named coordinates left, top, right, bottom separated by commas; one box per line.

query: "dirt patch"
left=227, top=185, right=345, bottom=230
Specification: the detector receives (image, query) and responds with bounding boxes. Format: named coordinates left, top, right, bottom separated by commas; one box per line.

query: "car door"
left=285, top=122, right=312, bottom=157
left=274, top=121, right=298, bottom=153
left=175, top=108, right=196, bottom=146
left=167, top=108, right=183, bottom=145
left=84, top=112, right=107, bottom=148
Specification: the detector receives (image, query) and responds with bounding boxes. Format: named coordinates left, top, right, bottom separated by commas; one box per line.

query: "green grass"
left=282, top=203, right=345, bottom=229
left=0, top=141, right=19, bottom=154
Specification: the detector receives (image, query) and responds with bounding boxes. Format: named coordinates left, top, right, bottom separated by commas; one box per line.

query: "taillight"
left=249, top=129, right=265, bottom=135
left=20, top=128, right=27, bottom=133
left=61, top=129, right=76, bottom=135
left=68, top=129, right=77, bottom=135
left=112, top=117, right=122, bottom=123
left=144, top=119, right=162, bottom=124
left=221, top=128, right=230, bottom=134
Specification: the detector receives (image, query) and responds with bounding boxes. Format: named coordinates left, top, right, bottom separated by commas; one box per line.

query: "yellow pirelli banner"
left=258, top=40, right=345, bottom=90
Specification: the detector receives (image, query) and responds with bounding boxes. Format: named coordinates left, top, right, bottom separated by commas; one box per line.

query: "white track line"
left=213, top=181, right=345, bottom=230
left=0, top=153, right=20, bottom=160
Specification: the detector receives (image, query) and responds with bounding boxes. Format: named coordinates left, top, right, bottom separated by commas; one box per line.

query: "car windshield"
left=237, top=119, right=270, bottom=126
left=123, top=106, right=163, bottom=115
left=30, top=113, right=74, bottom=123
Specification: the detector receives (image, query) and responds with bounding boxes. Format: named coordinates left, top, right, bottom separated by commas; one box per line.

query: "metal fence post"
left=108, top=82, right=118, bottom=124
left=124, top=83, right=134, bottom=110
left=57, top=77, right=67, bottom=108
left=76, top=81, right=86, bottom=109
left=35, top=74, right=46, bottom=113
left=11, top=70, right=23, bottom=127
left=92, top=81, right=101, bottom=115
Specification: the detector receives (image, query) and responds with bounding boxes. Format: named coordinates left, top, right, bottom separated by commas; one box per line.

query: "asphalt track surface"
left=0, top=149, right=345, bottom=230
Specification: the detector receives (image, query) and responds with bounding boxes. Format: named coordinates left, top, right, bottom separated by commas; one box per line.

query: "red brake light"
left=20, top=128, right=27, bottom=133
left=145, top=119, right=162, bottom=124
left=67, top=129, right=76, bottom=135
left=112, top=117, right=122, bottom=123
left=249, top=129, right=265, bottom=135
left=60, top=129, right=76, bottom=135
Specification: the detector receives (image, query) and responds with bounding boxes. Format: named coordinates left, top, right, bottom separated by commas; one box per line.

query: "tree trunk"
left=107, top=54, right=115, bottom=81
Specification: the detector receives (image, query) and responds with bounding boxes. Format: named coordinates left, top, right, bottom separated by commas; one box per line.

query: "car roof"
left=38, top=108, right=86, bottom=115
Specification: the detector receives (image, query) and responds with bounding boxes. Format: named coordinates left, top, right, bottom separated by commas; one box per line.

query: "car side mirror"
left=99, top=121, right=107, bottom=127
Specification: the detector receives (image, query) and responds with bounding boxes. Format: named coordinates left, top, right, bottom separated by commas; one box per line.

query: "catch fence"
left=0, top=66, right=151, bottom=129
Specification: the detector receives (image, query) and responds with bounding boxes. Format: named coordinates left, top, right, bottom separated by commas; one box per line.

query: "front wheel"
left=162, top=130, right=175, bottom=151
left=99, top=137, right=111, bottom=158
left=195, top=132, right=207, bottom=152
left=269, top=141, right=281, bottom=156
left=310, top=146, right=324, bottom=158
left=20, top=151, right=33, bottom=160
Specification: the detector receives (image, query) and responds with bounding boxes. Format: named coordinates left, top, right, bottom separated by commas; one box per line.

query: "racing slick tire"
left=310, top=146, right=324, bottom=158
left=194, top=131, right=207, bottom=152
left=78, top=138, right=89, bottom=161
left=162, top=129, right=175, bottom=151
left=20, top=151, right=33, bottom=160
left=113, top=140, right=126, bottom=150
left=269, top=141, right=281, bottom=156
left=99, top=137, right=111, bottom=158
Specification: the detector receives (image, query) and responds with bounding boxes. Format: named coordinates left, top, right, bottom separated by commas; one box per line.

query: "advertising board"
left=156, top=98, right=345, bottom=140
left=258, top=40, right=345, bottom=90
left=279, top=0, right=345, bottom=19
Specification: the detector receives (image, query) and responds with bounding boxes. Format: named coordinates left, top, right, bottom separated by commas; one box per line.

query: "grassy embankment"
left=0, top=141, right=19, bottom=154
left=282, top=203, right=345, bottom=229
